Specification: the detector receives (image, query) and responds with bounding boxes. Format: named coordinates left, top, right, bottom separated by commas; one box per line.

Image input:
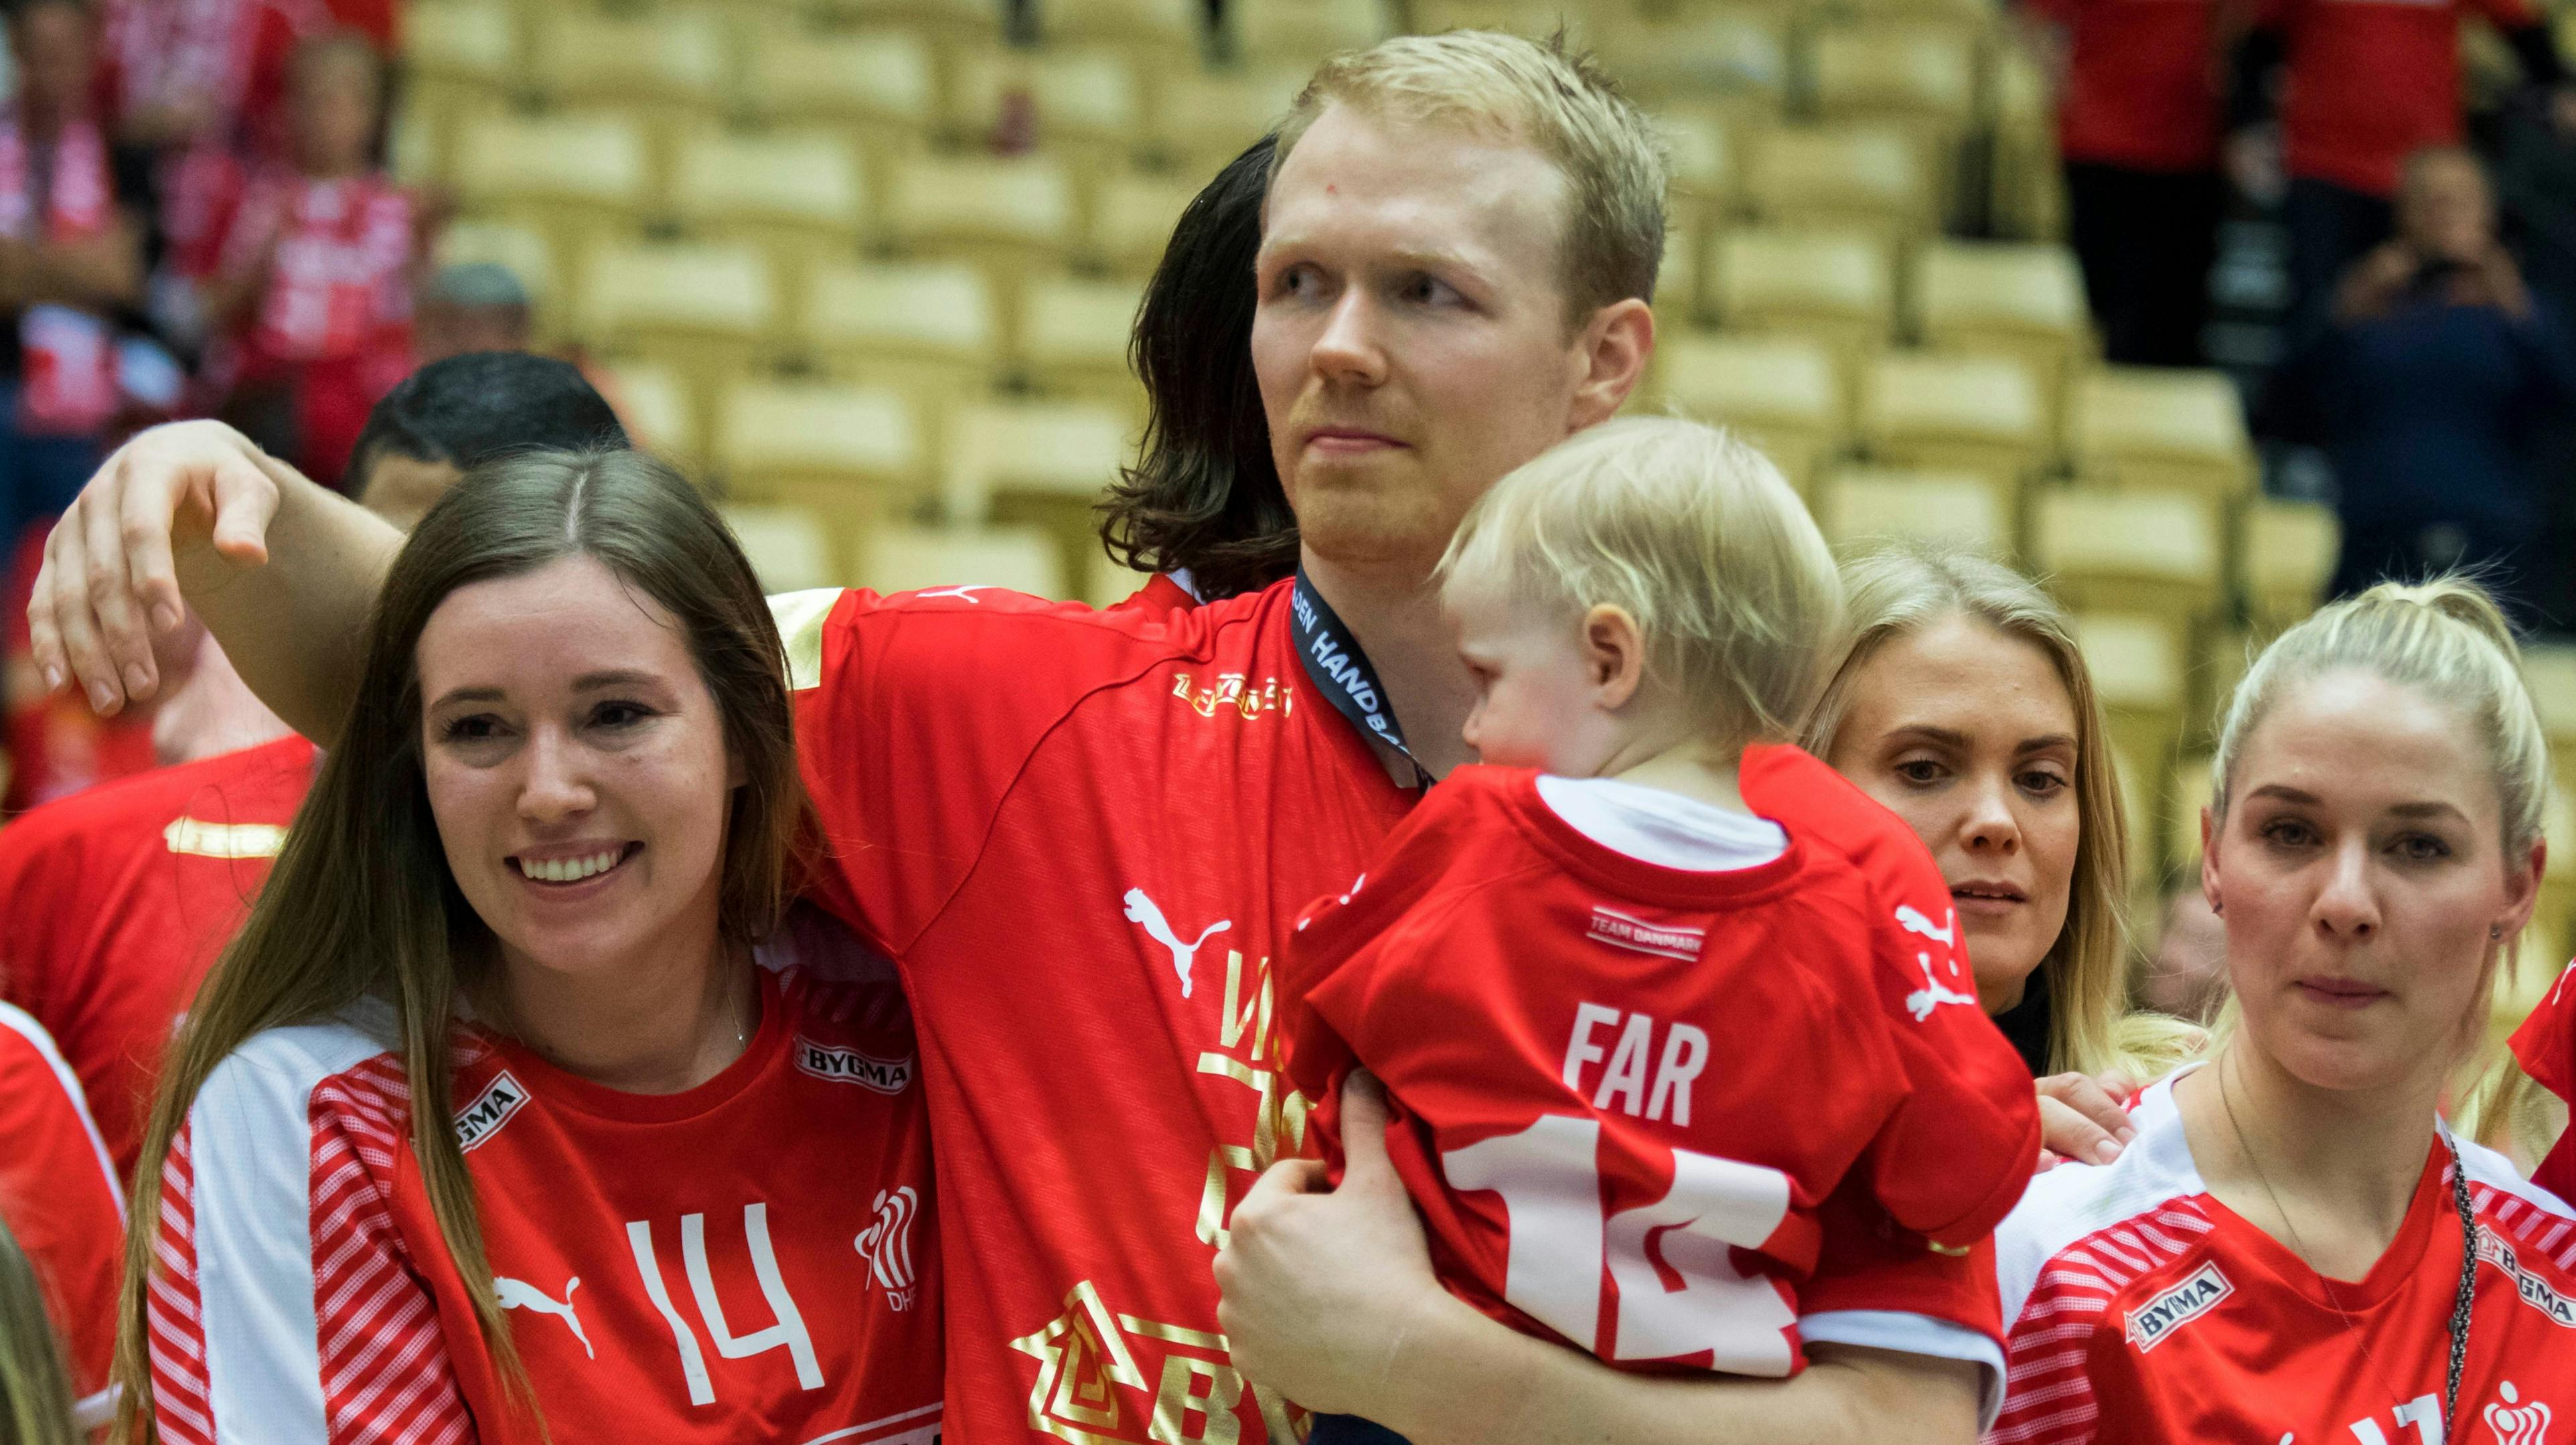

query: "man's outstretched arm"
left=29, top=421, right=402, bottom=745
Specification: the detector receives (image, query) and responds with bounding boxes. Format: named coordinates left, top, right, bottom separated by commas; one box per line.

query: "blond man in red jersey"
left=27, top=32, right=2000, bottom=1442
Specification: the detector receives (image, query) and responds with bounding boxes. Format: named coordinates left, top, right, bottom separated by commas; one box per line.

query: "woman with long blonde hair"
left=115, top=449, right=941, bottom=1444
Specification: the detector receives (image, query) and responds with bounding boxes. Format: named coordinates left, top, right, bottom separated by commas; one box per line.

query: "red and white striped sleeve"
left=1987, top=1187, right=2216, bottom=1445
left=146, top=1023, right=471, bottom=1445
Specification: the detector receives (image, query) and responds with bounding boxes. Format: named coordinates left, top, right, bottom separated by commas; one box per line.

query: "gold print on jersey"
left=1170, top=673, right=1294, bottom=722
left=1010, top=1281, right=1302, bottom=1445
left=1194, top=949, right=1312, bottom=1250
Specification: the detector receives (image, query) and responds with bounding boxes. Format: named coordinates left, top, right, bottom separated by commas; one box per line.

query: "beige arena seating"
left=2539, top=781, right=2576, bottom=990
left=2165, top=753, right=2213, bottom=876
left=800, top=258, right=1005, bottom=416
left=401, top=0, right=514, bottom=167
left=667, top=129, right=870, bottom=285
left=737, top=26, right=938, bottom=153
left=1227, top=0, right=1392, bottom=64
left=431, top=219, right=559, bottom=338
left=1710, top=227, right=1897, bottom=372
left=579, top=241, right=781, bottom=416
left=1016, top=275, right=1148, bottom=410
left=1856, top=351, right=2048, bottom=507
left=451, top=111, right=652, bottom=287
left=2240, top=499, right=2341, bottom=633
left=1406, top=0, right=1591, bottom=43
left=1089, top=552, right=1162, bottom=608
left=2524, top=642, right=2576, bottom=785
left=2070, top=368, right=2256, bottom=499
left=1745, top=124, right=1932, bottom=242
left=2115, top=743, right=2157, bottom=897
left=595, top=358, right=702, bottom=469
left=715, top=380, right=929, bottom=575
left=1654, top=108, right=1739, bottom=238
left=1657, top=219, right=1710, bottom=329
left=948, top=45, right=1146, bottom=161
left=528, top=8, right=729, bottom=131
left=1148, top=65, right=1306, bottom=179
left=2186, top=623, right=2251, bottom=749
left=1598, top=8, right=1787, bottom=119
left=1986, top=39, right=2064, bottom=242
left=1809, top=22, right=1976, bottom=221
left=389, top=104, right=442, bottom=187
left=1910, top=240, right=2092, bottom=428
left=942, top=398, right=1135, bottom=587
left=2077, top=611, right=2188, bottom=773
left=860, top=524, right=1069, bottom=599
left=1088, top=169, right=1202, bottom=277
left=1655, top=332, right=1844, bottom=497
left=2031, top=486, right=2223, bottom=622
left=721, top=504, right=839, bottom=593
left=814, top=0, right=1004, bottom=47
left=1817, top=465, right=2007, bottom=556
left=1045, top=0, right=1206, bottom=68
left=883, top=152, right=1081, bottom=275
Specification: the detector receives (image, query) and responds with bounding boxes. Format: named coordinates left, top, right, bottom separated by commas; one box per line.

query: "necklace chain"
left=2216, top=1055, right=2478, bottom=1431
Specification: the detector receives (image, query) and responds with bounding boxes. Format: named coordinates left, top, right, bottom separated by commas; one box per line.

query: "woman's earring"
left=2492, top=924, right=2506, bottom=940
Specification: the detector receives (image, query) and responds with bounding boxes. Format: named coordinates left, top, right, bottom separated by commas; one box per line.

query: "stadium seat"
left=1910, top=240, right=2092, bottom=427
left=1656, top=218, right=1709, bottom=329
left=1228, top=0, right=1393, bottom=65
left=812, top=0, right=1004, bottom=46
left=1089, top=552, right=1162, bottom=608
left=2031, top=486, right=2223, bottom=622
left=1147, top=65, right=1306, bottom=179
left=1087, top=169, right=1202, bottom=277
left=1653, top=108, right=1738, bottom=236
left=1856, top=352, right=2048, bottom=502
left=2077, top=611, right=2187, bottom=773
left=1817, top=465, right=2007, bottom=556
left=2070, top=367, right=2255, bottom=498
left=1809, top=23, right=1976, bottom=134
left=1406, top=0, right=1590, bottom=45
left=1043, top=0, right=1206, bottom=68
left=800, top=259, right=1004, bottom=413
left=2524, top=643, right=2576, bottom=787
left=593, top=358, right=702, bottom=469
left=1987, top=38, right=2065, bottom=242
left=2240, top=499, right=2341, bottom=633
left=737, top=26, right=938, bottom=152
left=431, top=219, right=558, bottom=337
left=860, top=523, right=1070, bottom=600
left=451, top=111, right=652, bottom=285
left=1016, top=275, right=1148, bottom=410
left=579, top=241, right=781, bottom=409
left=715, top=380, right=930, bottom=576
left=1744, top=124, right=1931, bottom=242
left=1710, top=227, right=1896, bottom=372
left=667, top=129, right=869, bottom=283
left=529, top=8, right=729, bottom=122
left=401, top=0, right=514, bottom=167
left=2165, top=754, right=2213, bottom=875
left=883, top=153, right=1081, bottom=274
left=1655, top=332, right=1844, bottom=498
left=943, top=398, right=1136, bottom=587
left=1598, top=8, right=1787, bottom=117
left=948, top=45, right=1145, bottom=161
left=722, top=504, right=839, bottom=593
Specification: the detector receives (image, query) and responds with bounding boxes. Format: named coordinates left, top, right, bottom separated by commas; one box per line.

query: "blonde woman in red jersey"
left=112, top=449, right=940, bottom=1444
left=1991, top=577, right=2576, bottom=1444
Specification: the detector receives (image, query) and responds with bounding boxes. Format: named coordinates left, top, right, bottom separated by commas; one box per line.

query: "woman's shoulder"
left=1996, top=1071, right=2218, bottom=1310
left=191, top=1004, right=413, bottom=1146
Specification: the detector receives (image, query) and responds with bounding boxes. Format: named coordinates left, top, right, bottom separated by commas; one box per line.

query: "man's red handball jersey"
left=1282, top=761, right=2040, bottom=1378
left=2509, top=960, right=2576, bottom=1202
left=0, top=734, right=314, bottom=1173
left=2024, top=0, right=2222, bottom=172
left=145, top=911, right=940, bottom=1445
left=1990, top=1067, right=2576, bottom=1445
left=0, top=1002, right=125, bottom=1430
left=2263, top=0, right=2543, bottom=196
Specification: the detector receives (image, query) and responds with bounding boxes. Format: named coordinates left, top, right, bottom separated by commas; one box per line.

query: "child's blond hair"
left=1438, top=416, right=1842, bottom=749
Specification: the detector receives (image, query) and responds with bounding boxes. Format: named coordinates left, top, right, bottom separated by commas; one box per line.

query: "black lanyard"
left=1290, top=567, right=1434, bottom=789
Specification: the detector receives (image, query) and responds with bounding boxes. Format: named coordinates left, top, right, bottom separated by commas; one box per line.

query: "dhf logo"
left=855, top=1186, right=922, bottom=1312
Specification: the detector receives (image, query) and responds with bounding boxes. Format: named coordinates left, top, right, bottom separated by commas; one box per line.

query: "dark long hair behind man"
left=1097, top=135, right=1298, bottom=601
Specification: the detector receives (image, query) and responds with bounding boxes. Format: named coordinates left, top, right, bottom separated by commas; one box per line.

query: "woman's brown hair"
left=114, top=449, right=808, bottom=1439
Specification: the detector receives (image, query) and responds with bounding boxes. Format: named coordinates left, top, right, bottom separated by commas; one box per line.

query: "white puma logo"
left=1894, top=905, right=1955, bottom=945
left=1124, top=887, right=1231, bottom=998
left=1904, top=953, right=1981, bottom=1022
left=919, top=585, right=990, bottom=603
left=495, top=1276, right=593, bottom=1359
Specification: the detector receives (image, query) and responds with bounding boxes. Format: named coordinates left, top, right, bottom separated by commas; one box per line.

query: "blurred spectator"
left=0, top=0, right=149, bottom=559
left=412, top=258, right=528, bottom=364
left=200, top=29, right=414, bottom=485
left=2140, top=885, right=2227, bottom=1024
left=2288, top=148, right=2576, bottom=625
left=0, top=1211, right=82, bottom=1445
left=2021, top=0, right=2224, bottom=366
left=2233, top=0, right=2572, bottom=344
left=98, top=0, right=312, bottom=154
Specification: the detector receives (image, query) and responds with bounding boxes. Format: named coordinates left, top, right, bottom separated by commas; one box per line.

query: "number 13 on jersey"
left=1442, top=1114, right=1797, bottom=1375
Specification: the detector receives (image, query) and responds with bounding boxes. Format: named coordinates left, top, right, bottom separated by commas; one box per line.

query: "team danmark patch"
left=2478, top=1231, right=2576, bottom=1328
left=455, top=1071, right=530, bottom=1152
left=795, top=1037, right=915, bottom=1095
left=1586, top=906, right=1705, bottom=962
left=2124, top=1262, right=2232, bottom=1352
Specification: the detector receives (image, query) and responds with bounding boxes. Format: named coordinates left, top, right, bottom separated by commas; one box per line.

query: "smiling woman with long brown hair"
left=112, top=449, right=941, bottom=1444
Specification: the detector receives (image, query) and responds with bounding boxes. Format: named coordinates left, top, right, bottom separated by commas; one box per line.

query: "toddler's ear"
left=1581, top=603, right=1647, bottom=708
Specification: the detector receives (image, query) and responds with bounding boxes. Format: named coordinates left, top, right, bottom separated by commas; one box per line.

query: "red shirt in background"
left=2027, top=0, right=2223, bottom=172
left=2510, top=959, right=2575, bottom=1201
left=0, top=1002, right=125, bottom=1429
left=98, top=0, right=318, bottom=157
left=0, top=733, right=314, bottom=1173
left=1284, top=759, right=2038, bottom=1377
left=2265, top=0, right=2541, bottom=196
left=4, top=530, right=157, bottom=815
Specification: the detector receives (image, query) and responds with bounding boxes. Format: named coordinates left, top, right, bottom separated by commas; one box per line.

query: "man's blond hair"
left=1438, top=416, right=1841, bottom=748
left=1272, top=29, right=1667, bottom=322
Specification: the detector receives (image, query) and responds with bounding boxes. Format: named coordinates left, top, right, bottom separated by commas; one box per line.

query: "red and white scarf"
left=1, top=117, right=123, bottom=433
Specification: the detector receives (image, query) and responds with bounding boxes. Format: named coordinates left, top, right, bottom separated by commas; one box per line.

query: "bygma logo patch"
left=2125, top=1263, right=2232, bottom=1353
left=456, top=1071, right=530, bottom=1152
left=795, top=1039, right=915, bottom=1095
